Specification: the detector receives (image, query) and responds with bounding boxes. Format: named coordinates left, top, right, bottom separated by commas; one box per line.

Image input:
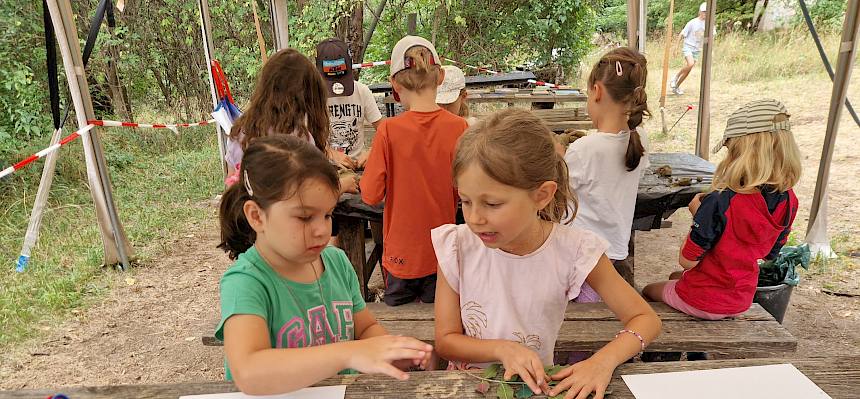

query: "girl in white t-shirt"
left=565, top=47, right=650, bottom=295
left=433, top=108, right=660, bottom=399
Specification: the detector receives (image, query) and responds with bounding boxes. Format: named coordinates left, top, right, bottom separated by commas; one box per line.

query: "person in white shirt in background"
left=316, top=38, right=384, bottom=170
left=436, top=65, right=478, bottom=126
left=565, top=47, right=651, bottom=297
left=670, top=2, right=712, bottom=95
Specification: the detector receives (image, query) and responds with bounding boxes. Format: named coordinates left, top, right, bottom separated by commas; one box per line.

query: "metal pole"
left=270, top=0, right=289, bottom=50
left=198, top=0, right=227, bottom=179
left=47, top=0, right=132, bottom=269
left=806, top=0, right=860, bottom=256
left=695, top=0, right=717, bottom=160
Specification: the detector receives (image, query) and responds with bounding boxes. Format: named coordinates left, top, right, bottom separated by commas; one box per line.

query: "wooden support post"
left=198, top=0, right=227, bottom=179
left=338, top=217, right=369, bottom=300
left=659, top=0, right=675, bottom=135
left=638, top=0, right=647, bottom=53
left=47, top=0, right=133, bottom=269
left=627, top=0, right=639, bottom=49
left=806, top=0, right=860, bottom=257
left=695, top=0, right=717, bottom=160
left=270, top=0, right=290, bottom=50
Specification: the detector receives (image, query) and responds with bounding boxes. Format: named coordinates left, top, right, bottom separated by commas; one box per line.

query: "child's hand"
left=356, top=151, right=370, bottom=169
left=346, top=335, right=433, bottom=380
left=548, top=357, right=613, bottom=399
left=332, top=150, right=357, bottom=170
left=392, top=348, right=434, bottom=371
left=494, top=341, right=548, bottom=395
left=340, top=175, right=358, bottom=194
left=688, top=192, right=705, bottom=215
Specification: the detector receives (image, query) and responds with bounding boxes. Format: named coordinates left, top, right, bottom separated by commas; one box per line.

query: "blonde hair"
left=452, top=108, right=576, bottom=223
left=711, top=129, right=801, bottom=194
left=392, top=46, right=441, bottom=92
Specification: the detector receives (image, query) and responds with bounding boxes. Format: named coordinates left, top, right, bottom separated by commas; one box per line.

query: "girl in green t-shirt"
left=217, top=135, right=433, bottom=395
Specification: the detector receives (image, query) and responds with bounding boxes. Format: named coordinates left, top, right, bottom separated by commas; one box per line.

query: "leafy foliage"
left=473, top=363, right=573, bottom=398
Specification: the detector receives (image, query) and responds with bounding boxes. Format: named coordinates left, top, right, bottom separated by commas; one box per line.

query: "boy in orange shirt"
left=361, top=36, right=468, bottom=306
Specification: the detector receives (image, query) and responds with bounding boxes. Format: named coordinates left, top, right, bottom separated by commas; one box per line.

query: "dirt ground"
left=2, top=65, right=860, bottom=390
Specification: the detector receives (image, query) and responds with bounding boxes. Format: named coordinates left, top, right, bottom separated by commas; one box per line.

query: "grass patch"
left=0, top=117, right=221, bottom=348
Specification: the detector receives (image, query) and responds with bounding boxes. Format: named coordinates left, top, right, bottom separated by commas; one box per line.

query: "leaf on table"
left=484, top=363, right=501, bottom=379
left=545, top=365, right=566, bottom=376
left=515, top=384, right=534, bottom=398
left=497, top=383, right=514, bottom=399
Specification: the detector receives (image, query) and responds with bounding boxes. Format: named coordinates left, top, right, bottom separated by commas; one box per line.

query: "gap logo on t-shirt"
left=275, top=301, right=356, bottom=348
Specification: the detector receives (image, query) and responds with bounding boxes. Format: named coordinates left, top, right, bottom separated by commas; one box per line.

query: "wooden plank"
left=5, top=357, right=855, bottom=399
left=366, top=302, right=775, bottom=322
left=201, top=303, right=777, bottom=347
left=381, top=320, right=796, bottom=356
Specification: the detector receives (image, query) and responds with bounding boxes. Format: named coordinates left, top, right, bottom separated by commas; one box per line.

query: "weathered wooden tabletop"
left=5, top=356, right=856, bottom=398
left=202, top=303, right=797, bottom=358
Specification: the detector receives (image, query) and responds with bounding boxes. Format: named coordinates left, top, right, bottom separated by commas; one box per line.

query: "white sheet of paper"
left=622, top=364, right=831, bottom=399
left=179, top=385, right=346, bottom=399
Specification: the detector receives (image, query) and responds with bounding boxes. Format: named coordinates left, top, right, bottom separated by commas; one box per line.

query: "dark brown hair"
left=588, top=47, right=650, bottom=171
left=218, top=135, right=339, bottom=260
left=453, top=108, right=576, bottom=223
left=230, top=48, right=330, bottom=154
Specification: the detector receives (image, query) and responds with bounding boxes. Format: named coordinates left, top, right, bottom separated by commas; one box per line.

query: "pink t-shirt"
left=431, top=223, right=608, bottom=368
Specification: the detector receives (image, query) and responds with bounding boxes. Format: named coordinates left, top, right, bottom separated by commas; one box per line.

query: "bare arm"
left=586, top=256, right=661, bottom=366
left=225, top=312, right=432, bottom=395
left=678, top=252, right=699, bottom=270
left=224, top=315, right=355, bottom=395
left=549, top=255, right=662, bottom=398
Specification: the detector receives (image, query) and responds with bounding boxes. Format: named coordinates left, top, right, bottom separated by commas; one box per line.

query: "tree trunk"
left=753, top=0, right=769, bottom=32
left=336, top=1, right=365, bottom=76
left=358, top=0, right=388, bottom=68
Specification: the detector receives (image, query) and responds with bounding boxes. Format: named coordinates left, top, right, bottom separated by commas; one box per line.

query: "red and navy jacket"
left=676, top=187, right=798, bottom=315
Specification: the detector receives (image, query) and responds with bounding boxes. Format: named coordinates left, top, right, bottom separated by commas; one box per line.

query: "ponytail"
left=392, top=46, right=442, bottom=92
left=218, top=176, right=255, bottom=260
left=548, top=154, right=577, bottom=224
left=588, top=48, right=651, bottom=171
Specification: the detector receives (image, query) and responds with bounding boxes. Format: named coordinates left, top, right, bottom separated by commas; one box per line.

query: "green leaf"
left=497, top=383, right=515, bottom=399
left=515, top=384, right=534, bottom=398
left=483, top=363, right=501, bottom=379
left=545, top=365, right=566, bottom=376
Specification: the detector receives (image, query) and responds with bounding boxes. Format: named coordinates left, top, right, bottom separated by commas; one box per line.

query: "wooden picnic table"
left=382, top=91, right=586, bottom=105
left=201, top=302, right=797, bottom=359
left=362, top=108, right=593, bottom=136
left=6, top=356, right=854, bottom=398
left=335, top=153, right=715, bottom=299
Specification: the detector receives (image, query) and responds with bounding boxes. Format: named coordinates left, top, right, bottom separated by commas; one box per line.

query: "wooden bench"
left=7, top=356, right=854, bottom=398
left=202, top=302, right=797, bottom=359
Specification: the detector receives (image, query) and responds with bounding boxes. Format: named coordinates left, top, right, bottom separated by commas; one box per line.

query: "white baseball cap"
left=436, top=65, right=466, bottom=104
left=389, top=36, right=441, bottom=78
left=699, top=2, right=707, bottom=12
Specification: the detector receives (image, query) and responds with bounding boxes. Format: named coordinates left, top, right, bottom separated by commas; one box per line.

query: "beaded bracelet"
left=615, top=329, right=646, bottom=355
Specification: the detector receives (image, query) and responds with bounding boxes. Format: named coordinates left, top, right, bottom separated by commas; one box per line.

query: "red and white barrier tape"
left=352, top=60, right=391, bottom=69
left=0, top=124, right=95, bottom=179
left=527, top=79, right=559, bottom=88
left=1, top=118, right=216, bottom=179
left=88, top=119, right=214, bottom=129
